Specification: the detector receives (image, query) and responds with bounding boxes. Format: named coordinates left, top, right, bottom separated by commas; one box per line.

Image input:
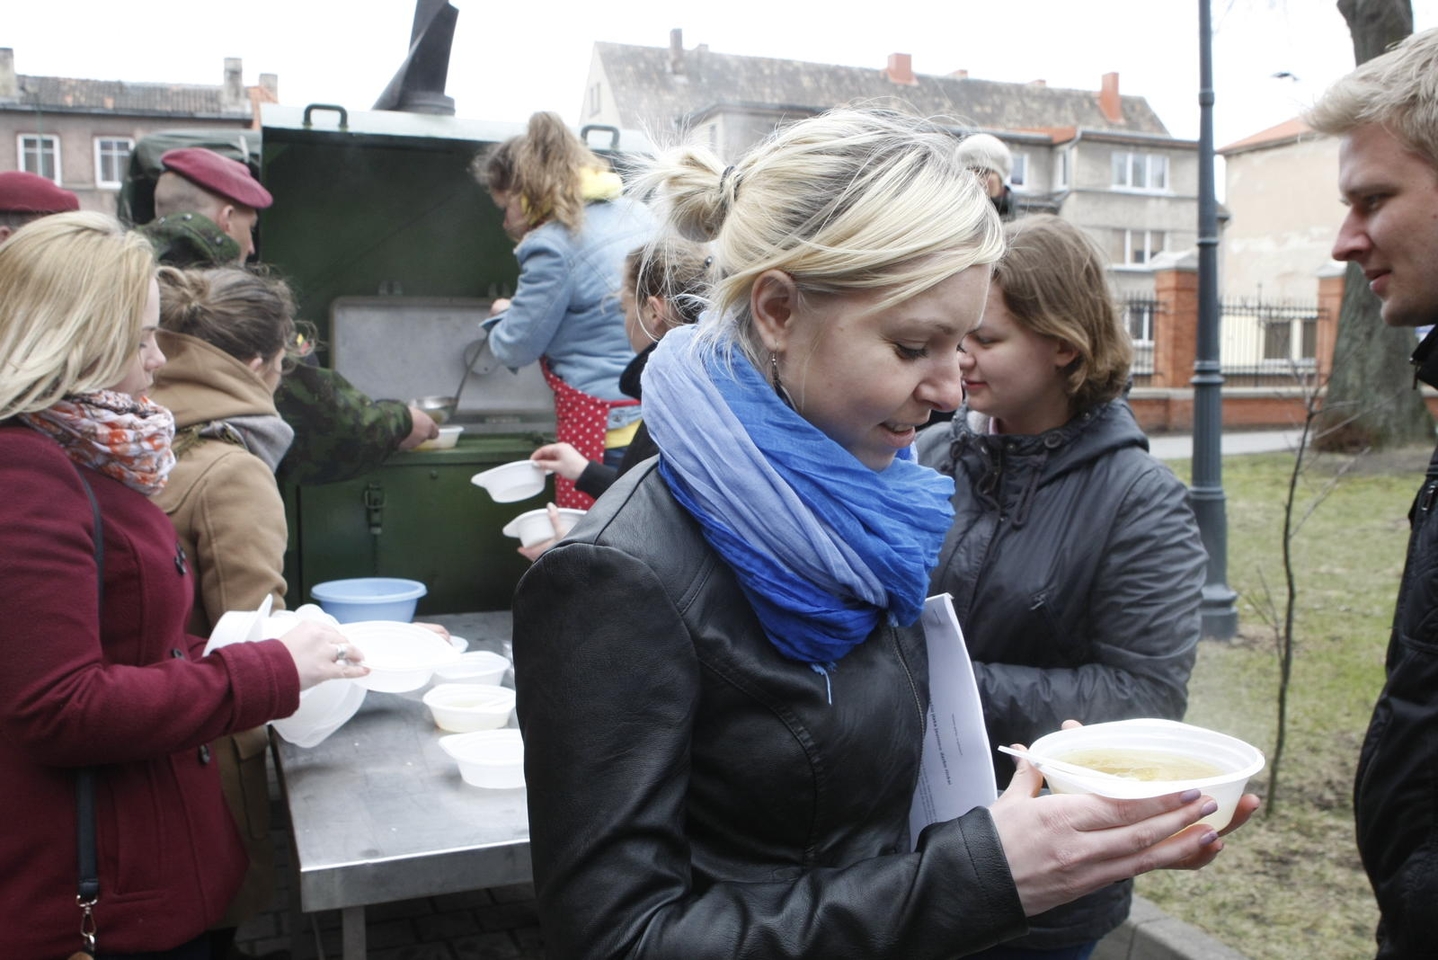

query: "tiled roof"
left=1218, top=117, right=1316, bottom=155
left=594, top=43, right=1171, bottom=137
left=2, top=74, right=250, bottom=118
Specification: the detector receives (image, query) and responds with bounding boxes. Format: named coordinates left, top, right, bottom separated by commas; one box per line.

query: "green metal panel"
left=258, top=132, right=518, bottom=353
left=285, top=433, right=551, bottom=615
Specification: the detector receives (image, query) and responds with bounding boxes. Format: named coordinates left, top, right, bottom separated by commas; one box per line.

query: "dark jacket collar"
left=1412, top=325, right=1438, bottom=390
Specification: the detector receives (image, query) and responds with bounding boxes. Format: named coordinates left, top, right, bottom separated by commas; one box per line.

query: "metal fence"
left=1121, top=295, right=1325, bottom=388
left=1217, top=298, right=1322, bottom=386
left=1122, top=297, right=1158, bottom=386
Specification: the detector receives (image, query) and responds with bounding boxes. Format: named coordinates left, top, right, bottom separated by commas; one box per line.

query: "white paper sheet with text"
left=908, top=593, right=997, bottom=849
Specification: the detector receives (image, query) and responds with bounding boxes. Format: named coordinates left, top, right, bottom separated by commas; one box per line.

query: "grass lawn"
left=1134, top=444, right=1432, bottom=960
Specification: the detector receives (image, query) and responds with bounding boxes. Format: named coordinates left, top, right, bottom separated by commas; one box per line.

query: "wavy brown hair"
left=471, top=112, right=608, bottom=233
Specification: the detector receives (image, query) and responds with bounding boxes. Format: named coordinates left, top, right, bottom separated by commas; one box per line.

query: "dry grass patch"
left=1133, top=446, right=1429, bottom=960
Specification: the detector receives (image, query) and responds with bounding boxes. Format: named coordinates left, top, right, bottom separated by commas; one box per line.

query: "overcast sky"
left=6, top=0, right=1438, bottom=148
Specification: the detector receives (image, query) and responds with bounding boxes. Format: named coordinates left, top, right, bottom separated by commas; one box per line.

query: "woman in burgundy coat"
left=0, top=212, right=369, bottom=960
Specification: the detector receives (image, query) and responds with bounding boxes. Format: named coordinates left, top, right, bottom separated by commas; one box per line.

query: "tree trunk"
left=1337, top=0, right=1414, bottom=62
left=1315, top=0, right=1428, bottom=452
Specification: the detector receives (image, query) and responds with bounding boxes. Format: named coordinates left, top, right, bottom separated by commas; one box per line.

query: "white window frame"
left=1009, top=152, right=1030, bottom=191
left=1110, top=151, right=1169, bottom=193
left=1120, top=229, right=1166, bottom=266
left=587, top=83, right=601, bottom=117
left=1053, top=147, right=1071, bottom=190
left=19, top=134, right=62, bottom=184
left=1124, top=301, right=1154, bottom=344
left=94, top=137, right=133, bottom=190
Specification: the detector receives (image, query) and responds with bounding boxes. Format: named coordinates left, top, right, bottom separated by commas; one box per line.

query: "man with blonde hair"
left=1308, top=26, right=1438, bottom=960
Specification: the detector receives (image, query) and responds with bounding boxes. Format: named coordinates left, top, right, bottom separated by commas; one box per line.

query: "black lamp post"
left=1195, top=0, right=1239, bottom=639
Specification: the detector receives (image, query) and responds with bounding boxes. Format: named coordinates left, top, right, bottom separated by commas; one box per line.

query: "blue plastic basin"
left=310, top=578, right=427, bottom=624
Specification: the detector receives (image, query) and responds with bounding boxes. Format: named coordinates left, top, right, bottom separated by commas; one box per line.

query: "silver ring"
left=334, top=643, right=348, bottom=663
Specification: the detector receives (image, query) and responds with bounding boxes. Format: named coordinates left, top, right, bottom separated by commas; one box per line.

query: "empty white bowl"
left=1028, top=718, right=1265, bottom=830
left=439, top=728, right=525, bottom=788
left=423, top=683, right=516, bottom=733
left=471, top=460, right=548, bottom=503
left=448, top=634, right=470, bottom=653
left=502, top=507, right=586, bottom=548
left=338, top=621, right=461, bottom=693
left=414, top=424, right=464, bottom=451
left=433, top=650, right=510, bottom=685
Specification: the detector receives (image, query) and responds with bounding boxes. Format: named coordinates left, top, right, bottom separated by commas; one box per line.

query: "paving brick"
left=476, top=900, right=538, bottom=933
left=415, top=909, right=483, bottom=941
left=432, top=889, right=492, bottom=912
left=509, top=925, right=545, bottom=957
left=369, top=943, right=456, bottom=960
left=368, top=917, right=422, bottom=950
left=449, top=930, right=537, bottom=959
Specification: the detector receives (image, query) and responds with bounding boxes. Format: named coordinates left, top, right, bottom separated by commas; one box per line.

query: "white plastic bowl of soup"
left=1027, top=718, right=1264, bottom=830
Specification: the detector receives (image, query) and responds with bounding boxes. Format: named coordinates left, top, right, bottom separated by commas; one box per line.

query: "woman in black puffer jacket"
left=919, top=214, right=1209, bottom=960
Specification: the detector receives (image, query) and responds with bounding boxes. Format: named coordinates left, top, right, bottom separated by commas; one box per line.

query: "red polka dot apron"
left=540, top=358, right=640, bottom=509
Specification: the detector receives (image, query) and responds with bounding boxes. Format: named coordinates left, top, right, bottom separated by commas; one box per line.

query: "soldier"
left=139, top=147, right=438, bottom=484
left=0, top=170, right=79, bottom=242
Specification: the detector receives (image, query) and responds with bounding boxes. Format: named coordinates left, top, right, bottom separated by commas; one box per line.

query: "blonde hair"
left=624, top=237, right=711, bottom=329
left=991, top=215, right=1132, bottom=410
left=637, top=108, right=1005, bottom=369
left=1308, top=27, right=1438, bottom=170
left=471, top=112, right=609, bottom=233
left=0, top=212, right=156, bottom=418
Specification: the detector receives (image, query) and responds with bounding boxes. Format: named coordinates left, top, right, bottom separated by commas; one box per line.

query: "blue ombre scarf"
left=641, top=325, right=955, bottom=665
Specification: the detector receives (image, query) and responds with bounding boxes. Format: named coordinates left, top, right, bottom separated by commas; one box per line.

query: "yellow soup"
left=1059, top=748, right=1225, bottom=782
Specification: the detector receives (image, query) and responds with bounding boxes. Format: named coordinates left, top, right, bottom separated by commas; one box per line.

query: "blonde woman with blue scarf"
left=511, top=110, right=1251, bottom=960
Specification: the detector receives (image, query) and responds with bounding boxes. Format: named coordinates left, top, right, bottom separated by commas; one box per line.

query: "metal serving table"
left=273, top=610, right=530, bottom=959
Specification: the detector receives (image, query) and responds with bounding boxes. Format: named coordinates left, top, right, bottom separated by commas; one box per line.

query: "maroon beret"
left=160, top=148, right=273, bottom=210
left=0, top=171, right=80, bottom=214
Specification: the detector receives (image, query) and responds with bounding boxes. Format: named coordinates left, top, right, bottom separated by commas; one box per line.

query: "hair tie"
left=719, top=165, right=740, bottom=203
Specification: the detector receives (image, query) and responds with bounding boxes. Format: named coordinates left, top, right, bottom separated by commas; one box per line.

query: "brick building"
left=0, top=48, right=276, bottom=215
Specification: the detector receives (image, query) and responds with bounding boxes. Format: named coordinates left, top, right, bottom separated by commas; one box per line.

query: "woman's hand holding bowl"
left=278, top=620, right=369, bottom=689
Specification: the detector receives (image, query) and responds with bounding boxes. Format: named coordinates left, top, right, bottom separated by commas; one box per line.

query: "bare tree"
left=1314, top=0, right=1431, bottom=451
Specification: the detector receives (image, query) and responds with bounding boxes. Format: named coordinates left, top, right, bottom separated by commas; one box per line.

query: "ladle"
left=442, top=335, right=499, bottom=421
left=996, top=744, right=1127, bottom=781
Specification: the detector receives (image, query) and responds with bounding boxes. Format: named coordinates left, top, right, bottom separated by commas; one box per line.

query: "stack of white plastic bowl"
left=338, top=621, right=461, bottom=693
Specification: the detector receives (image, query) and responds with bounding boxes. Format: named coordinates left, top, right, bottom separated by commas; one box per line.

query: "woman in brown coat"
left=149, top=265, right=299, bottom=956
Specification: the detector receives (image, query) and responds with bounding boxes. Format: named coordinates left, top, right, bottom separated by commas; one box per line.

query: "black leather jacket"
left=917, top=399, right=1204, bottom=949
left=513, top=461, right=1027, bottom=960
left=1355, top=325, right=1438, bottom=959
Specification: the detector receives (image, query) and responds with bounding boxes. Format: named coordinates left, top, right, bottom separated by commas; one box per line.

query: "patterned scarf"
left=642, top=325, right=954, bottom=665
left=20, top=391, right=176, bottom=495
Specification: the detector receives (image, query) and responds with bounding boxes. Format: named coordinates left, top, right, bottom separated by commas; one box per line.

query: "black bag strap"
left=73, top=467, right=102, bottom=955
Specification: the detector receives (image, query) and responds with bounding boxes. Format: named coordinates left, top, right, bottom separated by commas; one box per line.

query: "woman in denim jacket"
left=473, top=112, right=653, bottom=506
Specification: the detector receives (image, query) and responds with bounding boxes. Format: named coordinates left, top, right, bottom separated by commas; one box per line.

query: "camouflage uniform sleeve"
left=274, top=365, right=414, bottom=486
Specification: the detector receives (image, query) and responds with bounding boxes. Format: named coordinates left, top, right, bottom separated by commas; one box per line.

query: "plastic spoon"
left=997, top=744, right=1128, bottom=781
